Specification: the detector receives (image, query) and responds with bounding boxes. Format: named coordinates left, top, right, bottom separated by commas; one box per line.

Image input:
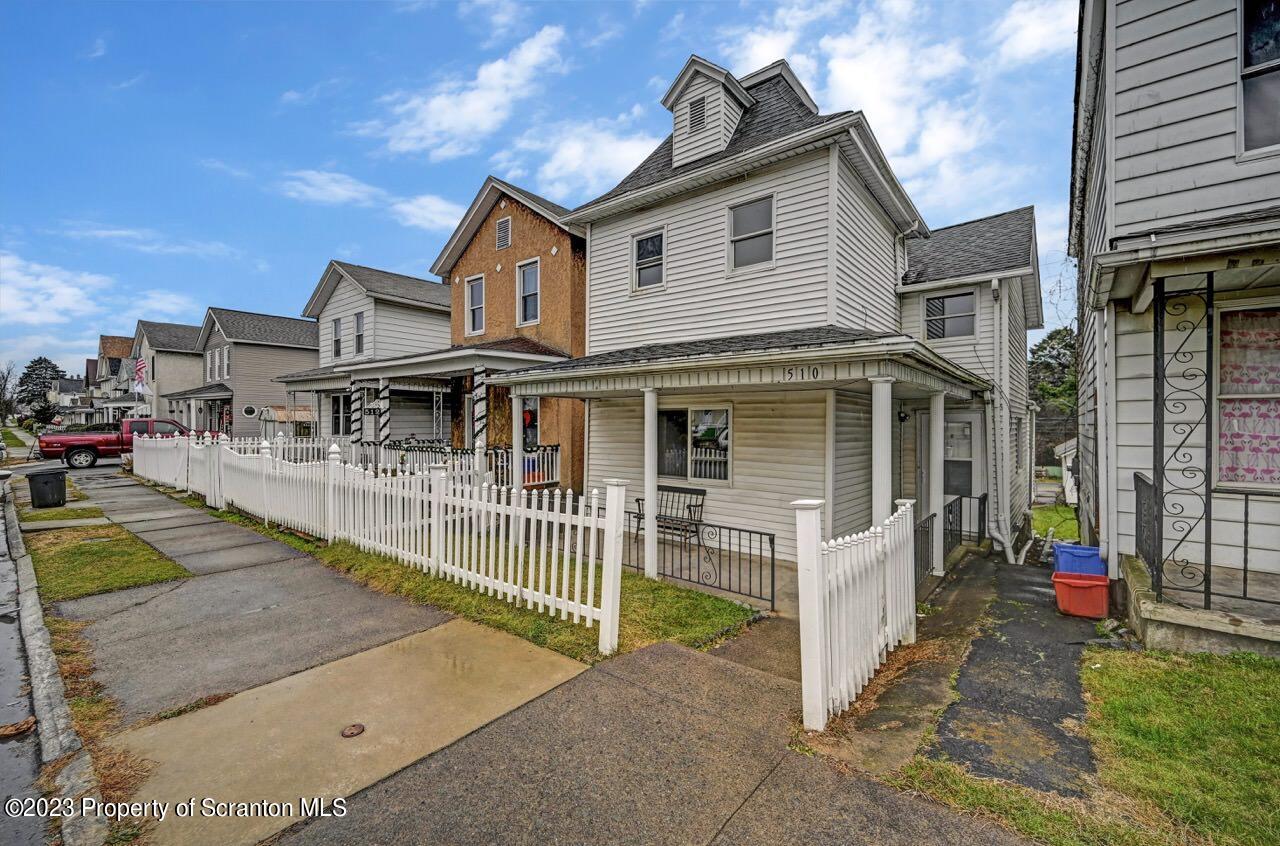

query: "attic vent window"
left=688, top=97, right=706, bottom=132
left=496, top=217, right=512, bottom=250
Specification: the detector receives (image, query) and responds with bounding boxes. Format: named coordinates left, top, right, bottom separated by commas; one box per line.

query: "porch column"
left=870, top=376, right=894, bottom=524
left=187, top=399, right=195, bottom=428
left=472, top=366, right=488, bottom=454
left=511, top=390, right=524, bottom=491
left=377, top=378, right=391, bottom=445
left=349, top=383, right=363, bottom=443
left=643, top=387, right=658, bottom=579
left=929, top=391, right=946, bottom=575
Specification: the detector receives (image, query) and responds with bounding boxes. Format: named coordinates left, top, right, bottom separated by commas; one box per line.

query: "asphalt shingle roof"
left=56, top=378, right=85, bottom=393
left=333, top=261, right=452, bottom=310
left=209, top=308, right=319, bottom=348
left=509, top=325, right=897, bottom=376
left=164, top=382, right=232, bottom=399
left=903, top=206, right=1036, bottom=285
left=276, top=363, right=345, bottom=381
left=574, top=76, right=850, bottom=213
left=138, top=320, right=202, bottom=352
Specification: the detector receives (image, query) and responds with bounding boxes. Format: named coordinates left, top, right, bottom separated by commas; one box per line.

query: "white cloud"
left=359, top=26, right=567, bottom=161
left=718, top=0, right=844, bottom=87
left=660, top=11, right=686, bottom=43
left=61, top=223, right=241, bottom=259
left=111, top=73, right=146, bottom=90
left=496, top=111, right=661, bottom=204
left=84, top=37, right=106, bottom=60
left=277, top=170, right=387, bottom=206
left=199, top=158, right=251, bottom=179
left=461, top=0, right=523, bottom=44
left=585, top=19, right=624, bottom=49
left=0, top=331, right=103, bottom=376
left=279, top=78, right=345, bottom=106
left=0, top=252, right=109, bottom=326
left=390, top=194, right=468, bottom=231
left=992, top=0, right=1078, bottom=66
left=133, top=289, right=200, bottom=317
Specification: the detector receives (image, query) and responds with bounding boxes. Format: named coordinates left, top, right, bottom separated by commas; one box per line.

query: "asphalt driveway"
left=53, top=471, right=447, bottom=721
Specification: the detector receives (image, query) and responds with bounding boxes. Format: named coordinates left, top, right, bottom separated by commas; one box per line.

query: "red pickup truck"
left=38, top=418, right=190, bottom=468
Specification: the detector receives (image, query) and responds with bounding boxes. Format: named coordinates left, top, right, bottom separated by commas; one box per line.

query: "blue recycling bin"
left=1052, top=543, right=1106, bottom=576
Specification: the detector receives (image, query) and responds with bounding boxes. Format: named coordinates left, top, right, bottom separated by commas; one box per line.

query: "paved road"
left=53, top=470, right=447, bottom=721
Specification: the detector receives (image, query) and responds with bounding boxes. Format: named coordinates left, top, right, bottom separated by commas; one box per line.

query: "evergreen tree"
left=16, top=356, right=66, bottom=407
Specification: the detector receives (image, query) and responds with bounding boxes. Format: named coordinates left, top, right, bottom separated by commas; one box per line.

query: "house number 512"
left=781, top=366, right=822, bottom=381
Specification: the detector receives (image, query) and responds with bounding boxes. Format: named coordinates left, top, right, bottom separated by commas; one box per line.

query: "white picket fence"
left=134, top=436, right=624, bottom=653
left=794, top=498, right=917, bottom=731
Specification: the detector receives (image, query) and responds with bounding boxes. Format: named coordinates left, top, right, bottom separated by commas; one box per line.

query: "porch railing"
left=620, top=513, right=775, bottom=609
left=942, top=493, right=987, bottom=559
left=914, top=511, right=935, bottom=593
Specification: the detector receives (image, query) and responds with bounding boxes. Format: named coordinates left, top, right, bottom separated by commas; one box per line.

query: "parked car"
left=37, top=418, right=189, bottom=468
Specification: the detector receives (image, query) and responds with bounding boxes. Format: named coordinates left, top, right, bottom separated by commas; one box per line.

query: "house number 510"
left=781, top=366, right=822, bottom=381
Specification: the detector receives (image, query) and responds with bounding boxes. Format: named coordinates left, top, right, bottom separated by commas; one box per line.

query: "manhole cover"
left=341, top=723, right=365, bottom=738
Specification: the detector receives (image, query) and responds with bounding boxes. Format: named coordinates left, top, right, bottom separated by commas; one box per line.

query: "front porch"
left=493, top=326, right=993, bottom=612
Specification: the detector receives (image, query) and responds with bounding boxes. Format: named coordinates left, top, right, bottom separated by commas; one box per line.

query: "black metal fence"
left=621, top=513, right=776, bottom=609
left=914, top=511, right=935, bottom=593
left=942, top=494, right=987, bottom=560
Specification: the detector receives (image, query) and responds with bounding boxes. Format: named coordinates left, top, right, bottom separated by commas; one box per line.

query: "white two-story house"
left=493, top=56, right=1041, bottom=610
left=1070, top=0, right=1280, bottom=644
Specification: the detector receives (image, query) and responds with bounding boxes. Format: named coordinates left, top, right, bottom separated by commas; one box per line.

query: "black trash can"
left=27, top=468, right=68, bottom=509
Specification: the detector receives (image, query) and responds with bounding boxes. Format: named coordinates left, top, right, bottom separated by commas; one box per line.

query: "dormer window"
left=688, top=96, right=706, bottom=132
left=496, top=216, right=512, bottom=250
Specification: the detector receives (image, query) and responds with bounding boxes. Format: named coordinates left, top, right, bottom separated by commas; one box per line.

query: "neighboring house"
left=1054, top=438, right=1078, bottom=506
left=131, top=320, right=204, bottom=419
left=165, top=307, right=318, bottom=438
left=48, top=376, right=93, bottom=426
left=91, top=335, right=137, bottom=423
left=1069, top=0, right=1280, bottom=626
left=493, top=55, right=1041, bottom=596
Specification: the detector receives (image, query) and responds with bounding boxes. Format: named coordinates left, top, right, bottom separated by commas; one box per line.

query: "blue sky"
left=1, top=0, right=1078, bottom=374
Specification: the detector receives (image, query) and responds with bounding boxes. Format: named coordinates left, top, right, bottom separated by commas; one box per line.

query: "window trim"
left=1213, top=295, right=1280, bottom=491
left=330, top=393, right=351, bottom=437
left=496, top=216, right=512, bottom=251
left=923, top=289, right=979, bottom=341
left=332, top=316, right=342, bottom=359
left=515, top=257, right=541, bottom=327
left=726, top=193, right=776, bottom=275
left=1237, top=0, right=1280, bottom=160
left=354, top=311, right=365, bottom=355
left=465, top=274, right=486, bottom=336
left=630, top=226, right=667, bottom=294
left=657, top=402, right=733, bottom=487
left=222, top=345, right=231, bottom=379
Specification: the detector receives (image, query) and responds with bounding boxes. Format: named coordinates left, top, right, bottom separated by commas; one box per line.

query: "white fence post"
left=895, top=499, right=916, bottom=645
left=793, top=498, right=827, bottom=732
left=325, top=444, right=341, bottom=541
left=429, top=464, right=447, bottom=576
left=258, top=439, right=271, bottom=526
left=598, top=478, right=628, bottom=656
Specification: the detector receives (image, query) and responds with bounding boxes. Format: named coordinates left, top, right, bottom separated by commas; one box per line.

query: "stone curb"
left=3, top=481, right=109, bottom=846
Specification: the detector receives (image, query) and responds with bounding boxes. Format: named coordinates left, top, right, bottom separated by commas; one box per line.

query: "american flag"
left=134, top=357, right=146, bottom=384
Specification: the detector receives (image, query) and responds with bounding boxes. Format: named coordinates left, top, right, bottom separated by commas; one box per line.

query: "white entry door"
left=918, top=410, right=986, bottom=536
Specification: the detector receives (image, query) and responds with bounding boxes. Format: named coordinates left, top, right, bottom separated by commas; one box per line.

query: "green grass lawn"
left=20, top=505, right=105, bottom=522
left=2, top=428, right=25, bottom=449
left=1082, top=648, right=1280, bottom=846
left=26, top=525, right=190, bottom=601
left=1033, top=503, right=1079, bottom=540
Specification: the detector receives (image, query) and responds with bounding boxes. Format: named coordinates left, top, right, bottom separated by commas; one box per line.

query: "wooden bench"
left=635, top=484, right=706, bottom=538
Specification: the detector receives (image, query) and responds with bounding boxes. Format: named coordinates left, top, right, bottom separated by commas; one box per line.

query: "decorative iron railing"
left=620, top=513, right=776, bottom=609
left=914, top=511, right=935, bottom=594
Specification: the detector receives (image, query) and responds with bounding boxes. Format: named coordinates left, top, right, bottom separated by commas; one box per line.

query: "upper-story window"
left=222, top=346, right=231, bottom=379
left=517, top=259, right=540, bottom=325
left=354, top=311, right=365, bottom=355
left=1218, top=302, right=1280, bottom=488
left=633, top=230, right=665, bottom=290
left=688, top=96, right=706, bottom=132
left=496, top=216, right=512, bottom=250
left=1242, top=0, right=1280, bottom=152
left=466, top=275, right=485, bottom=334
left=205, top=350, right=213, bottom=382
left=925, top=292, right=976, bottom=340
left=729, top=196, right=774, bottom=270
left=332, top=317, right=342, bottom=358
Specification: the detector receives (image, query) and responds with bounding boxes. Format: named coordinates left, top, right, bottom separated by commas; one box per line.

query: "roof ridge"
left=332, top=259, right=434, bottom=283
left=927, top=205, right=1035, bottom=234
left=210, top=306, right=316, bottom=324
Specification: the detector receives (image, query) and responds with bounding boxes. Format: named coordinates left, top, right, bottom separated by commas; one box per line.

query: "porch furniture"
left=635, top=484, right=706, bottom=538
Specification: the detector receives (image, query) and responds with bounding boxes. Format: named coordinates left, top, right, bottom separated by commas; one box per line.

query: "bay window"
left=1218, top=303, right=1280, bottom=487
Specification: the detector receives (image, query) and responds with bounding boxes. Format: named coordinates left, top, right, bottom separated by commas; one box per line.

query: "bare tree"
left=0, top=360, right=16, bottom=423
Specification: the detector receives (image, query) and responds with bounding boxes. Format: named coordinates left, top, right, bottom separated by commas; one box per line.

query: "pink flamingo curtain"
left=1219, top=307, right=1280, bottom=485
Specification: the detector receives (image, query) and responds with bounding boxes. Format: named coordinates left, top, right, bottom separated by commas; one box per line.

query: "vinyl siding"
left=833, top=153, right=901, bottom=333
left=585, top=390, right=828, bottom=559
left=900, top=284, right=997, bottom=381
left=1111, top=292, right=1280, bottom=573
left=388, top=394, right=450, bottom=441
left=318, top=277, right=375, bottom=367
left=831, top=389, right=873, bottom=537
left=1077, top=305, right=1102, bottom=546
left=671, top=74, right=731, bottom=169
left=1112, top=0, right=1280, bottom=234
left=375, top=301, right=451, bottom=358
left=226, top=342, right=318, bottom=439
left=588, top=150, right=832, bottom=354
left=1007, top=279, right=1031, bottom=523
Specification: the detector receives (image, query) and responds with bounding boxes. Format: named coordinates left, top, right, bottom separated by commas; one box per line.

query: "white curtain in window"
left=1219, top=308, right=1280, bottom=485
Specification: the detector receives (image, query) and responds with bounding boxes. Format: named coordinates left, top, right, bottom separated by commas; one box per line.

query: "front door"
left=918, top=410, right=986, bottom=537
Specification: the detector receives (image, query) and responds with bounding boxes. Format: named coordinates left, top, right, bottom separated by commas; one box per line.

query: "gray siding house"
left=1070, top=0, right=1280, bottom=631
left=494, top=56, right=1042, bottom=600
left=131, top=320, right=204, bottom=420
left=166, top=307, right=318, bottom=438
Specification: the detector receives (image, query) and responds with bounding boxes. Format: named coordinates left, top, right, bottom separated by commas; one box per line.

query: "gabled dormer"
left=661, top=56, right=755, bottom=169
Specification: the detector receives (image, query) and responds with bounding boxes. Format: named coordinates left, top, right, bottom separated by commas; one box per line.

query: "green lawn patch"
left=1082, top=648, right=1280, bottom=846
left=20, top=505, right=105, bottom=522
left=2, top=428, right=25, bottom=449
left=26, top=525, right=190, bottom=601
left=1033, top=504, right=1079, bottom=540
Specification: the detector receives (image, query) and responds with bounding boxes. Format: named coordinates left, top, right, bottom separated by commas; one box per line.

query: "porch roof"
left=275, top=363, right=346, bottom=384
left=491, top=326, right=988, bottom=400
left=163, top=382, right=232, bottom=400
left=340, top=337, right=566, bottom=380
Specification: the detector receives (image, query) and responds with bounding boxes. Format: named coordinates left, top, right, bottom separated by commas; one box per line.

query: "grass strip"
left=2, top=428, right=25, bottom=449
left=1032, top=503, right=1079, bottom=540
left=20, top=505, right=105, bottom=522
left=25, top=525, right=190, bottom=601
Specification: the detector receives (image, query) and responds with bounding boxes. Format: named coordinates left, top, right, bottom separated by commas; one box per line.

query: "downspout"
left=987, top=277, right=1015, bottom=563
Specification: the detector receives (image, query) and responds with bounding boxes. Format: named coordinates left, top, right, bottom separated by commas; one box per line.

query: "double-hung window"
left=332, top=317, right=342, bottom=358
left=205, top=351, right=213, bottom=382
left=222, top=346, right=230, bottom=379
left=517, top=259, right=540, bottom=325
left=1242, top=0, right=1280, bottom=153
left=330, top=394, right=351, bottom=437
left=925, top=292, right=976, bottom=339
left=729, top=196, right=774, bottom=270
left=657, top=407, right=731, bottom=483
left=466, top=275, right=485, bottom=334
left=354, top=311, right=365, bottom=355
left=633, top=230, right=664, bottom=290
left=1217, top=303, right=1280, bottom=487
